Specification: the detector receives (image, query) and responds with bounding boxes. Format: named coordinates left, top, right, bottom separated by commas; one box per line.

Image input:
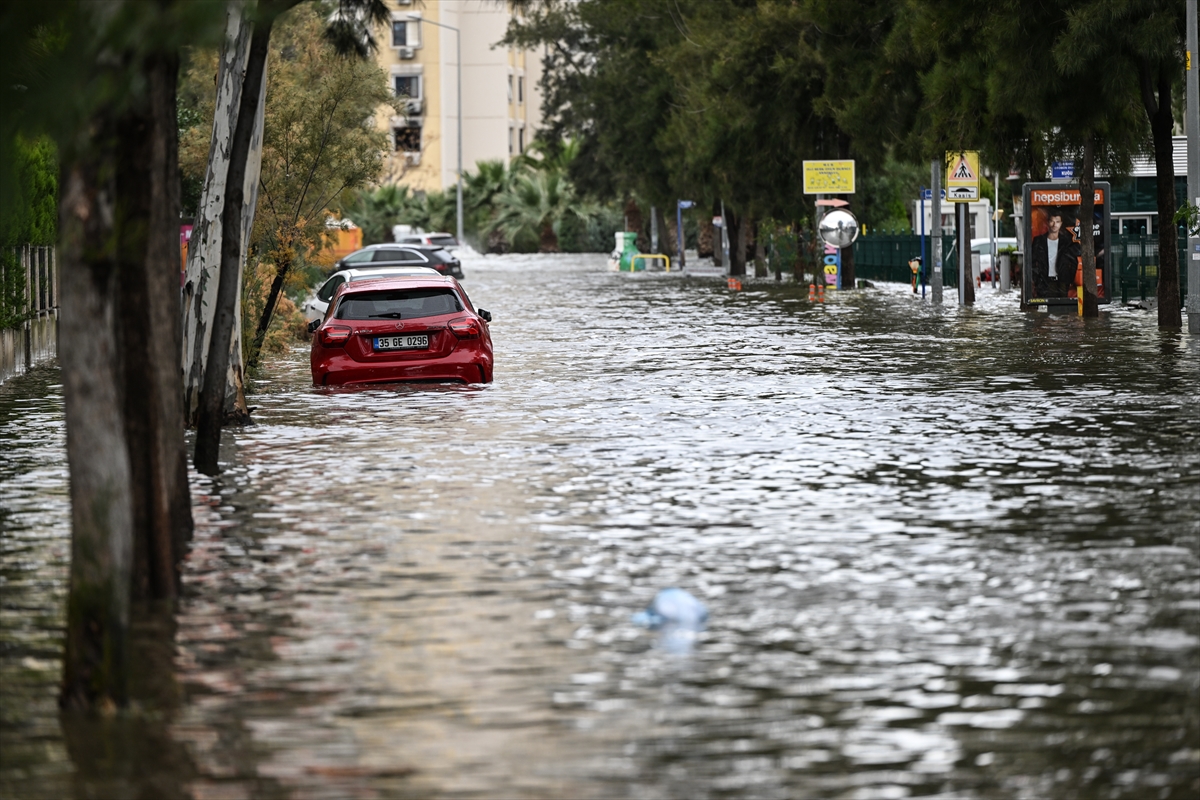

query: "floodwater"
left=2, top=254, right=1198, bottom=800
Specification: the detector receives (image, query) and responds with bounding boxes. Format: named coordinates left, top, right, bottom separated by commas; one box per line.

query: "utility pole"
left=1187, top=0, right=1199, bottom=333
left=931, top=161, right=943, bottom=304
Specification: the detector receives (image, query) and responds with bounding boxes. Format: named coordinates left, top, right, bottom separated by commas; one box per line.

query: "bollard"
left=808, top=283, right=816, bottom=301
left=727, top=277, right=742, bottom=291
left=817, top=284, right=825, bottom=303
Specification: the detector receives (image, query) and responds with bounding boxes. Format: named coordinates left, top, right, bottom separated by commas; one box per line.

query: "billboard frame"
left=1021, top=182, right=1112, bottom=308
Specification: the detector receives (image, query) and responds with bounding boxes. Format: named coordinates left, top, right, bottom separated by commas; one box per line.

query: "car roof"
left=355, top=242, right=446, bottom=251
left=338, top=275, right=458, bottom=295
left=340, top=266, right=439, bottom=280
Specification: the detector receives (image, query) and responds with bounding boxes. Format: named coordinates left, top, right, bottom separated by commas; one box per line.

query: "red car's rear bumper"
left=312, top=348, right=491, bottom=386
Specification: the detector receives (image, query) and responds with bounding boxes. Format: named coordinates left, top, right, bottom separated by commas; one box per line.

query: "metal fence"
left=853, top=233, right=959, bottom=288
left=1, top=245, right=59, bottom=384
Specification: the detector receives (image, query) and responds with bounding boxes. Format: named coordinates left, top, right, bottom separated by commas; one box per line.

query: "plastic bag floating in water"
left=632, top=588, right=708, bottom=631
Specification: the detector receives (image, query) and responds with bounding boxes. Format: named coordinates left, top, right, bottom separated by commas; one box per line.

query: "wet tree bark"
left=116, top=53, right=193, bottom=598
left=1078, top=135, right=1100, bottom=318
left=195, top=18, right=273, bottom=476
left=59, top=40, right=194, bottom=712
left=1139, top=59, right=1182, bottom=328
left=698, top=209, right=715, bottom=260
left=58, top=140, right=135, bottom=711
left=181, top=7, right=265, bottom=427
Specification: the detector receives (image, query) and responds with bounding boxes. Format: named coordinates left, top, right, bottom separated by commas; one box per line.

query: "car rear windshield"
left=430, top=236, right=458, bottom=248
left=425, top=249, right=455, bottom=263
left=335, top=288, right=462, bottom=320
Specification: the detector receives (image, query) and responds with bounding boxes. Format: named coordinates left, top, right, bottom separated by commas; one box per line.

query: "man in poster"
left=1030, top=208, right=1079, bottom=298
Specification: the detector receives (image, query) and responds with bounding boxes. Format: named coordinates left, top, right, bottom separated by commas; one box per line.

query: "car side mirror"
left=478, top=309, right=492, bottom=323
left=307, top=319, right=321, bottom=333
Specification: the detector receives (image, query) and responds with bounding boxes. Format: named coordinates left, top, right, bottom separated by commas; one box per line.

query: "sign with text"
left=823, top=242, right=841, bottom=287
left=803, top=160, right=855, bottom=194
left=945, top=151, right=980, bottom=202
left=1022, top=183, right=1111, bottom=307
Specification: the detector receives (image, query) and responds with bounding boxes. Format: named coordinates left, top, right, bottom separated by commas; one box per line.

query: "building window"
left=518, top=75, right=524, bottom=104
left=391, top=19, right=419, bottom=47
left=507, top=75, right=513, bottom=103
left=508, top=127, right=514, bottom=156
left=518, top=127, right=525, bottom=154
left=394, top=125, right=421, bottom=152
left=394, top=75, right=420, bottom=99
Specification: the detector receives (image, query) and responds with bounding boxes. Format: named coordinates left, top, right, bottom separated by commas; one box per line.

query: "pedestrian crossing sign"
left=945, top=151, right=980, bottom=203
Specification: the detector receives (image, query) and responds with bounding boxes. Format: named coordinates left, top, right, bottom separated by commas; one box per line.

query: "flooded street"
left=3, top=253, right=1199, bottom=799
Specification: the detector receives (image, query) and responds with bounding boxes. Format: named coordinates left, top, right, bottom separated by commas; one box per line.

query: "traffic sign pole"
left=931, top=161, right=943, bottom=304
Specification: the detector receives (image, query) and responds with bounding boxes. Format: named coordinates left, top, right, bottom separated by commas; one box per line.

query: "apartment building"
left=375, top=0, right=544, bottom=193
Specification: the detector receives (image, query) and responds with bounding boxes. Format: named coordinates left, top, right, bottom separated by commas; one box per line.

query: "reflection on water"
left=2, top=254, right=1199, bottom=799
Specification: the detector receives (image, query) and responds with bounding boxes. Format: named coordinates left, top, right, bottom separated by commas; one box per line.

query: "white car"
left=971, top=237, right=1018, bottom=279
left=303, top=266, right=440, bottom=323
left=394, top=231, right=459, bottom=250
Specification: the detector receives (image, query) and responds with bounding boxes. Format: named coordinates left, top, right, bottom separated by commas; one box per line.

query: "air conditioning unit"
left=404, top=152, right=421, bottom=166
left=397, top=46, right=415, bottom=60
left=403, top=98, right=423, bottom=115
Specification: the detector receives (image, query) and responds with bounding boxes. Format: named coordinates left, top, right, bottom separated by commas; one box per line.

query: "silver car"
left=303, top=266, right=440, bottom=323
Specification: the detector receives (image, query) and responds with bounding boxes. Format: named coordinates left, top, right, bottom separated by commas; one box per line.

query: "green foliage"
left=344, top=183, right=413, bottom=245
left=0, top=135, right=56, bottom=328
left=1, top=135, right=58, bottom=248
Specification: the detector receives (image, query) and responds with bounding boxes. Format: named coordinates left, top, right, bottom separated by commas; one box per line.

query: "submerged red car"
left=310, top=275, right=493, bottom=386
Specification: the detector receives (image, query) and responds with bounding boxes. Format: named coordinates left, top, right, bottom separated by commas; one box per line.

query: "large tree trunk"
left=181, top=5, right=266, bottom=427
left=58, top=146, right=135, bottom=712
left=1078, top=135, right=1100, bottom=318
left=195, top=16, right=273, bottom=475
left=1140, top=60, right=1182, bottom=328
left=624, top=198, right=645, bottom=252
left=116, top=53, right=193, bottom=599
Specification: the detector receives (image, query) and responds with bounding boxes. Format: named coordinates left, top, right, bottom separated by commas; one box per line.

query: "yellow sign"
left=803, top=160, right=855, bottom=194
left=945, top=150, right=980, bottom=202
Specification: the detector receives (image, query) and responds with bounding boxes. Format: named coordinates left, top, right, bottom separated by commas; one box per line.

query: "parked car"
left=333, top=243, right=463, bottom=278
left=310, top=275, right=493, bottom=386
left=303, top=266, right=440, bottom=323
left=971, top=237, right=1018, bottom=280
left=394, top=231, right=459, bottom=249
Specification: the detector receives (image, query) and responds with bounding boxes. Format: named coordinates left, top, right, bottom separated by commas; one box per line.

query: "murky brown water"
left=2, top=254, right=1199, bottom=799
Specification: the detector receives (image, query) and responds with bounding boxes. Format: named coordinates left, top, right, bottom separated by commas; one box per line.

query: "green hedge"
left=1, top=136, right=57, bottom=328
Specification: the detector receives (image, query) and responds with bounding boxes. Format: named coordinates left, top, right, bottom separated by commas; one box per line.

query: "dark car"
left=310, top=275, right=493, bottom=386
left=334, top=243, right=463, bottom=279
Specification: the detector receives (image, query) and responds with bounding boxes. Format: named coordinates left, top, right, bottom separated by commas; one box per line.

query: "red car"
left=310, top=275, right=493, bottom=386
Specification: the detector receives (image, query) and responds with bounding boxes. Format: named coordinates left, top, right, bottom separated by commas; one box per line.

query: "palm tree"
left=489, top=169, right=588, bottom=253
left=344, top=184, right=412, bottom=244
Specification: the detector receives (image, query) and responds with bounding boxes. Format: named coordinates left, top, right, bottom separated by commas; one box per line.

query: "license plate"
left=373, top=334, right=428, bottom=351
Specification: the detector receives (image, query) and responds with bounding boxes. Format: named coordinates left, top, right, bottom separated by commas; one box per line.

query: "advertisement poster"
left=1022, top=182, right=1111, bottom=306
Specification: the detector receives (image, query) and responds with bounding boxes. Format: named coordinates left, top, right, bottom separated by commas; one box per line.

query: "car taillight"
left=448, top=316, right=480, bottom=339
left=319, top=325, right=352, bottom=346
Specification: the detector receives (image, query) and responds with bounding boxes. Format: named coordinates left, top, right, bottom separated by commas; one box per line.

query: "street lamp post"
left=408, top=14, right=463, bottom=246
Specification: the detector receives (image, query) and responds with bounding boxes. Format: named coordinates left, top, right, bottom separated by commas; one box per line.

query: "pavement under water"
left=1, top=254, right=1198, bottom=799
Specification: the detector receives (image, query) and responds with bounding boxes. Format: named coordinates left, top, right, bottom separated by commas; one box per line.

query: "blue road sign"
left=919, top=189, right=947, bottom=200
left=1051, top=161, right=1074, bottom=180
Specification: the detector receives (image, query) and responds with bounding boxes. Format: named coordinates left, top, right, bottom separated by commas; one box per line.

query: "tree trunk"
left=624, top=198, right=645, bottom=251
left=116, top=53, right=193, bottom=599
left=1140, top=60, right=1182, bottom=328
left=728, top=208, right=745, bottom=276
left=195, top=17, right=273, bottom=476
left=1078, top=135, right=1100, bottom=318
left=538, top=218, right=560, bottom=252
left=698, top=210, right=714, bottom=259
left=58, top=145, right=135, bottom=712
left=661, top=207, right=676, bottom=257
left=249, top=246, right=291, bottom=369
left=181, top=6, right=265, bottom=428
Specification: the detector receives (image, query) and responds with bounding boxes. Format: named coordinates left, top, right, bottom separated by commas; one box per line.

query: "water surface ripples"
left=2, top=254, right=1198, bottom=799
